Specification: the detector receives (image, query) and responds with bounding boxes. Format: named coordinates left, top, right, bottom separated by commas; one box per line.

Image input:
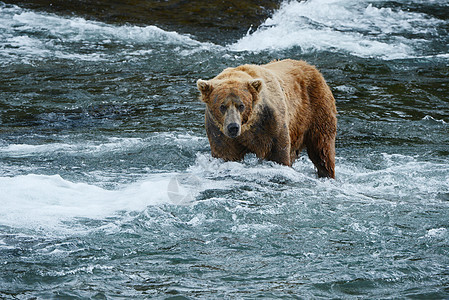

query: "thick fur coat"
left=197, top=59, right=337, bottom=178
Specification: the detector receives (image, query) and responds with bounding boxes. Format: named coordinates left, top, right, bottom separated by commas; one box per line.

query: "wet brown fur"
left=197, top=59, right=337, bottom=178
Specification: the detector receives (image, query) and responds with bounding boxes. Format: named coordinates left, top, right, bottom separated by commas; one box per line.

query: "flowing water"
left=1, top=0, right=448, bottom=298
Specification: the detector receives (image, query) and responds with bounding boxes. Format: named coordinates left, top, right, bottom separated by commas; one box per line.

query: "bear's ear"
left=249, top=79, right=263, bottom=93
left=197, top=79, right=213, bottom=96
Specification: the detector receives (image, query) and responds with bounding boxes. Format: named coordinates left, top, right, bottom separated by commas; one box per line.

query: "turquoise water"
left=0, top=0, right=448, bottom=298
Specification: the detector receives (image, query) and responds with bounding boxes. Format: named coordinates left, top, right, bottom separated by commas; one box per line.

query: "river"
left=0, top=0, right=448, bottom=298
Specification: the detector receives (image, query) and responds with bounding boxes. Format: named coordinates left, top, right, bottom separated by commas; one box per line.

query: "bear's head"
left=197, top=78, right=263, bottom=138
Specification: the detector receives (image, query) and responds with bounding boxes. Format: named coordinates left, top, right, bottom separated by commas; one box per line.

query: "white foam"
left=425, top=228, right=447, bottom=238
left=0, top=134, right=207, bottom=158
left=10, top=10, right=203, bottom=46
left=230, top=0, right=445, bottom=59
left=334, top=153, right=449, bottom=205
left=423, top=115, right=447, bottom=124
left=0, top=174, right=179, bottom=232
left=0, top=3, right=216, bottom=63
left=0, top=137, right=145, bottom=158
left=1, top=149, right=448, bottom=234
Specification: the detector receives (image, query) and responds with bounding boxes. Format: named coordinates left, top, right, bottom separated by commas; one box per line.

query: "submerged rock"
left=3, top=0, right=282, bottom=43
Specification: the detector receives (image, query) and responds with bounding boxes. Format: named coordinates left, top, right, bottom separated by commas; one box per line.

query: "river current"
left=0, top=0, right=448, bottom=298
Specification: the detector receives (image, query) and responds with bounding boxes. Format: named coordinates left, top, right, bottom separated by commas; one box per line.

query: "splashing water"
left=231, top=0, right=448, bottom=59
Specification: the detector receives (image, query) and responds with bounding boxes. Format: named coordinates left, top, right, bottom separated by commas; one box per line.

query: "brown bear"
left=197, top=59, right=337, bottom=178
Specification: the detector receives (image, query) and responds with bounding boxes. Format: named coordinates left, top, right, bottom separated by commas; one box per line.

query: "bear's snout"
left=227, top=123, right=240, bottom=138
left=223, top=105, right=242, bottom=138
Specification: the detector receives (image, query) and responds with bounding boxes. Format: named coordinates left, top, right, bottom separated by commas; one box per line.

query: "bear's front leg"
left=209, top=138, right=247, bottom=161
left=267, top=128, right=292, bottom=166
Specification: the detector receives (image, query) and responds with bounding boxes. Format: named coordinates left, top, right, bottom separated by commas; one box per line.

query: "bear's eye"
left=219, top=104, right=227, bottom=113
left=238, top=104, right=245, bottom=112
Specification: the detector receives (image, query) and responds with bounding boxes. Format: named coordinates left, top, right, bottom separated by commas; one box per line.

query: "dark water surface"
left=0, top=0, right=448, bottom=298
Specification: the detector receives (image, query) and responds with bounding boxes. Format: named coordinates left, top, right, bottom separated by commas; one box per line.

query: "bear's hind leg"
left=305, top=132, right=335, bottom=179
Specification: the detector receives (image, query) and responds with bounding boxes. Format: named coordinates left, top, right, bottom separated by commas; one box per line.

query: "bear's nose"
left=227, top=123, right=240, bottom=137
